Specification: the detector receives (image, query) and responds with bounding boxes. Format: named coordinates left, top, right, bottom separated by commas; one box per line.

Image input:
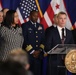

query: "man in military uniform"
left=22, top=10, right=45, bottom=75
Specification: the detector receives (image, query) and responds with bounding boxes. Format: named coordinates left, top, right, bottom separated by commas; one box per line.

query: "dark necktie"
left=61, top=28, right=65, bottom=60
left=61, top=28, right=65, bottom=44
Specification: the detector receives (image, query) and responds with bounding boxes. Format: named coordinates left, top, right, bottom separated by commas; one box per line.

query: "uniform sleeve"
left=39, top=25, right=45, bottom=52
left=21, top=23, right=34, bottom=53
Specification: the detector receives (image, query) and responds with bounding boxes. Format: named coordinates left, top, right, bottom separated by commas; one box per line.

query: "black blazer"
left=72, top=29, right=76, bottom=44
left=45, top=27, right=74, bottom=52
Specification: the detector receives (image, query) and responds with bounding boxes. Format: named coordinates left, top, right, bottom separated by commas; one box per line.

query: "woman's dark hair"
left=3, top=10, right=19, bottom=28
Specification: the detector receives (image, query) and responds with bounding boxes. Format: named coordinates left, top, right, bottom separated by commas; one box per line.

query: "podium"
left=47, top=44, right=76, bottom=75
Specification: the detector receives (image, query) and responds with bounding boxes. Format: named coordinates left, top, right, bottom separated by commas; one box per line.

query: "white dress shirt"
left=57, top=26, right=66, bottom=39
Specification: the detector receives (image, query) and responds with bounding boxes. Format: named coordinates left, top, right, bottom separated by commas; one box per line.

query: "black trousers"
left=29, top=54, right=42, bottom=75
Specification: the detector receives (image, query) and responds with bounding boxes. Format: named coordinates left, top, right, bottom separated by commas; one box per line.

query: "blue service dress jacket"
left=22, top=21, right=45, bottom=55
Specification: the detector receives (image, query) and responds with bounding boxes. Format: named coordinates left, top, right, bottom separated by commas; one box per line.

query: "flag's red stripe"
left=24, top=19, right=27, bottom=23
left=72, top=24, right=76, bottom=29
left=46, top=4, right=54, bottom=23
left=40, top=4, right=55, bottom=30
left=40, top=17, right=49, bottom=30
left=0, top=0, right=3, bottom=8
left=36, top=12, right=48, bottom=29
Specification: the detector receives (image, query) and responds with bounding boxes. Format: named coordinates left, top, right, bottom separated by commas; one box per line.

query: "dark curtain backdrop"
left=1, top=0, right=21, bottom=10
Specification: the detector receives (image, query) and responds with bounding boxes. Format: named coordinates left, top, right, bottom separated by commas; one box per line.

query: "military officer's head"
left=30, top=10, right=38, bottom=23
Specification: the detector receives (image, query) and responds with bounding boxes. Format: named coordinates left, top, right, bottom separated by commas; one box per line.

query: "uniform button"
left=36, top=45, right=38, bottom=47
left=36, top=36, right=38, bottom=38
left=36, top=31, right=38, bottom=33
left=36, top=40, right=38, bottom=42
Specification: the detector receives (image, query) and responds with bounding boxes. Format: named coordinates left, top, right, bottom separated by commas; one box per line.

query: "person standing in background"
left=42, top=14, right=58, bottom=75
left=22, top=10, right=45, bottom=75
left=45, top=14, right=58, bottom=36
left=0, top=10, right=24, bottom=61
left=2, top=8, right=9, bottom=18
left=0, top=11, right=3, bottom=26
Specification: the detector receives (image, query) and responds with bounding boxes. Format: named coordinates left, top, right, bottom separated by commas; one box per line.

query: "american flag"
left=17, top=0, right=38, bottom=24
left=0, top=0, right=2, bottom=10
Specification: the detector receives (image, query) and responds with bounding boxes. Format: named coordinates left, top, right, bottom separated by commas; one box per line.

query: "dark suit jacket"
left=45, top=27, right=74, bottom=52
left=72, top=29, right=76, bottom=44
left=45, top=26, right=55, bottom=37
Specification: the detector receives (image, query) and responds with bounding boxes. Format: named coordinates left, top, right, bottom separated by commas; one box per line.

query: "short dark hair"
left=57, top=11, right=67, bottom=17
left=3, top=10, right=18, bottom=28
left=30, top=10, right=38, bottom=16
